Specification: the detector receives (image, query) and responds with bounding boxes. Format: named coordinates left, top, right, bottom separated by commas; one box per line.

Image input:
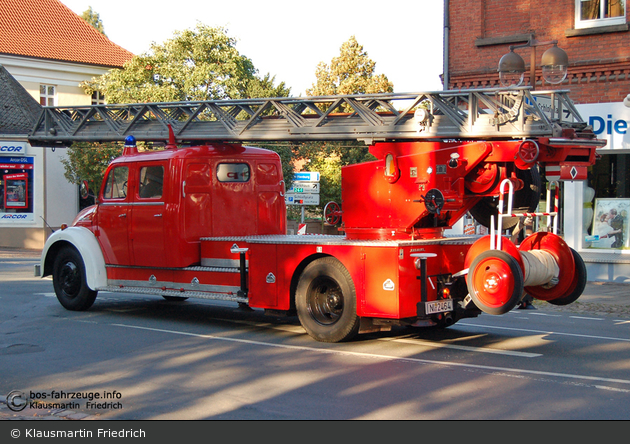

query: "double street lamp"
left=498, top=37, right=569, bottom=88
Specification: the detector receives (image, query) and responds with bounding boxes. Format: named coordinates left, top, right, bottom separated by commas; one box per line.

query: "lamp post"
left=498, top=37, right=569, bottom=88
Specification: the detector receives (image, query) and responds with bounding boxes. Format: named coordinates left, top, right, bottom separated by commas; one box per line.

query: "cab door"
left=97, top=165, right=132, bottom=265
left=130, top=163, right=167, bottom=267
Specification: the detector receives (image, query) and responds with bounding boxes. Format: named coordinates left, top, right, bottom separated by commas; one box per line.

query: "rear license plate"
left=425, top=299, right=453, bottom=315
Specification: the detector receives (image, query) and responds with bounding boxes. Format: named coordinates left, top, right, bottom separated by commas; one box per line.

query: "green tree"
left=81, top=7, right=106, bottom=36
left=60, top=142, right=123, bottom=197
left=307, top=36, right=393, bottom=97
left=82, top=23, right=289, bottom=103
left=297, top=36, right=392, bottom=221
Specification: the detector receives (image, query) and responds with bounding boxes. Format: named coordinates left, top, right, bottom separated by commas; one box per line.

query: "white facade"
left=0, top=56, right=114, bottom=249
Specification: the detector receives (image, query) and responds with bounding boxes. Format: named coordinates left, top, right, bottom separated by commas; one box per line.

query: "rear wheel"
left=296, top=257, right=360, bottom=343
left=467, top=250, right=524, bottom=315
left=52, top=246, right=97, bottom=311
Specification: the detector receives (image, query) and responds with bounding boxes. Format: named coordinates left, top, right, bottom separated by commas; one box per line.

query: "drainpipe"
left=443, top=0, right=450, bottom=90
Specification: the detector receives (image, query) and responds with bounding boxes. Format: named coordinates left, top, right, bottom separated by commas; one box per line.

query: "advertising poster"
left=0, top=156, right=34, bottom=222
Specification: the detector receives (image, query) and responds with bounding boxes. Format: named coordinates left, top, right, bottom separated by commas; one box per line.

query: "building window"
left=91, top=91, right=105, bottom=105
left=576, top=0, right=626, bottom=29
left=39, top=85, right=56, bottom=106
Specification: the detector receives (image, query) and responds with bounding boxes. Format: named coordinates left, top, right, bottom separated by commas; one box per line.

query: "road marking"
left=207, top=317, right=540, bottom=357
left=110, top=322, right=630, bottom=386
left=522, top=312, right=562, bottom=317
left=569, top=316, right=604, bottom=321
left=378, top=337, right=542, bottom=358
left=459, top=322, right=630, bottom=343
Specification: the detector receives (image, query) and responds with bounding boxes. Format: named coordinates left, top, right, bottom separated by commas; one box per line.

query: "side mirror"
left=80, top=180, right=90, bottom=200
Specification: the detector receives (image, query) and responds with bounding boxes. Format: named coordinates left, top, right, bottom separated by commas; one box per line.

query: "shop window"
left=39, top=85, right=56, bottom=106
left=584, top=153, right=630, bottom=249
left=575, top=0, right=626, bottom=29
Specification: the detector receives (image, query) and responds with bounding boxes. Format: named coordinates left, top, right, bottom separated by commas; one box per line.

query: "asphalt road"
left=1, top=253, right=629, bottom=420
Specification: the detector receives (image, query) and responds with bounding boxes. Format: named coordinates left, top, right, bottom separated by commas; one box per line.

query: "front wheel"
left=52, top=246, right=97, bottom=311
left=295, top=257, right=360, bottom=343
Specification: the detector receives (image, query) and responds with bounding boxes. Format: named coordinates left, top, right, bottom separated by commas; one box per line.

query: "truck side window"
left=139, top=166, right=164, bottom=199
left=103, top=166, right=128, bottom=199
left=217, top=163, right=250, bottom=182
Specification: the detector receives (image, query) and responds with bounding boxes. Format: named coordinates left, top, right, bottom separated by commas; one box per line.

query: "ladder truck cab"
left=33, top=87, right=606, bottom=343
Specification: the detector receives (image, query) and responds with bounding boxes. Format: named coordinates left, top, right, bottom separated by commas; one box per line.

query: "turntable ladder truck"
left=31, top=87, right=605, bottom=343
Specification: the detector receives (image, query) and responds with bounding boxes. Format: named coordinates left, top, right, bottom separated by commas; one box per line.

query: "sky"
left=60, top=0, right=446, bottom=97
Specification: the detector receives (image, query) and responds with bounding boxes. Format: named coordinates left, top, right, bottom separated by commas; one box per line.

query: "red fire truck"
left=32, top=87, right=605, bottom=342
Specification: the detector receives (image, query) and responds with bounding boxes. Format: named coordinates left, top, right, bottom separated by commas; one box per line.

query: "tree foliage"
left=60, top=142, right=123, bottom=197
left=81, top=23, right=290, bottom=104
left=307, top=36, right=393, bottom=97
left=296, top=36, right=392, bottom=220
left=81, top=7, right=106, bottom=36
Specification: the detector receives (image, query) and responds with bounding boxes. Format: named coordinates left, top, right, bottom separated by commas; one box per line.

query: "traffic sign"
left=287, top=182, right=319, bottom=194
left=293, top=172, right=320, bottom=182
left=285, top=193, right=320, bottom=205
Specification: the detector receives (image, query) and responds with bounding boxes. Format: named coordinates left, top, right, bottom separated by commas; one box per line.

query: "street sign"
left=287, top=182, right=319, bottom=194
left=285, top=193, right=320, bottom=206
left=293, top=172, right=320, bottom=182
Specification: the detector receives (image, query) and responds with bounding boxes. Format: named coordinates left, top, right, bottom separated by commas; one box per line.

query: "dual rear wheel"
left=295, top=257, right=360, bottom=343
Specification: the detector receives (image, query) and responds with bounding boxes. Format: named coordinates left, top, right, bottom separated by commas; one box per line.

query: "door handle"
left=154, top=214, right=163, bottom=218
left=118, top=213, right=127, bottom=218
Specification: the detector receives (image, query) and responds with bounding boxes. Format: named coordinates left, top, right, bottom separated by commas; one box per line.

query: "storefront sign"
left=575, top=102, right=630, bottom=150
left=0, top=142, right=27, bottom=154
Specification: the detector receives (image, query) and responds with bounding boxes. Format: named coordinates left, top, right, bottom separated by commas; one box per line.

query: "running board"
left=97, top=285, right=249, bottom=304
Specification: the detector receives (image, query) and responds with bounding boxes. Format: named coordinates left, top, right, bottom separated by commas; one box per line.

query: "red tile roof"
left=0, top=0, right=134, bottom=67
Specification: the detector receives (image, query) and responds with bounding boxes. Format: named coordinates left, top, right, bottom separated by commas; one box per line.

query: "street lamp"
left=498, top=38, right=569, bottom=88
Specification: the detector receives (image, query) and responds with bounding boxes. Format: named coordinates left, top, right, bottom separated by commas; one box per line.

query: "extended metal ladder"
left=28, top=87, right=591, bottom=146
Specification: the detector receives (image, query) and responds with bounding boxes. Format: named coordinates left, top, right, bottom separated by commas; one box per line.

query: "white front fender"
left=40, top=227, right=107, bottom=291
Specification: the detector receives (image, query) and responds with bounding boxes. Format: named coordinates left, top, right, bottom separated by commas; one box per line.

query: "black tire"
left=470, top=166, right=541, bottom=230
left=52, top=246, right=97, bottom=311
left=548, top=248, right=587, bottom=306
left=295, top=257, right=360, bottom=343
left=467, top=250, right=524, bottom=315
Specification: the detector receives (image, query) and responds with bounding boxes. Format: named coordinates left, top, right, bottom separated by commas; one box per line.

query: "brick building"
left=445, top=0, right=630, bottom=281
left=0, top=0, right=133, bottom=248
